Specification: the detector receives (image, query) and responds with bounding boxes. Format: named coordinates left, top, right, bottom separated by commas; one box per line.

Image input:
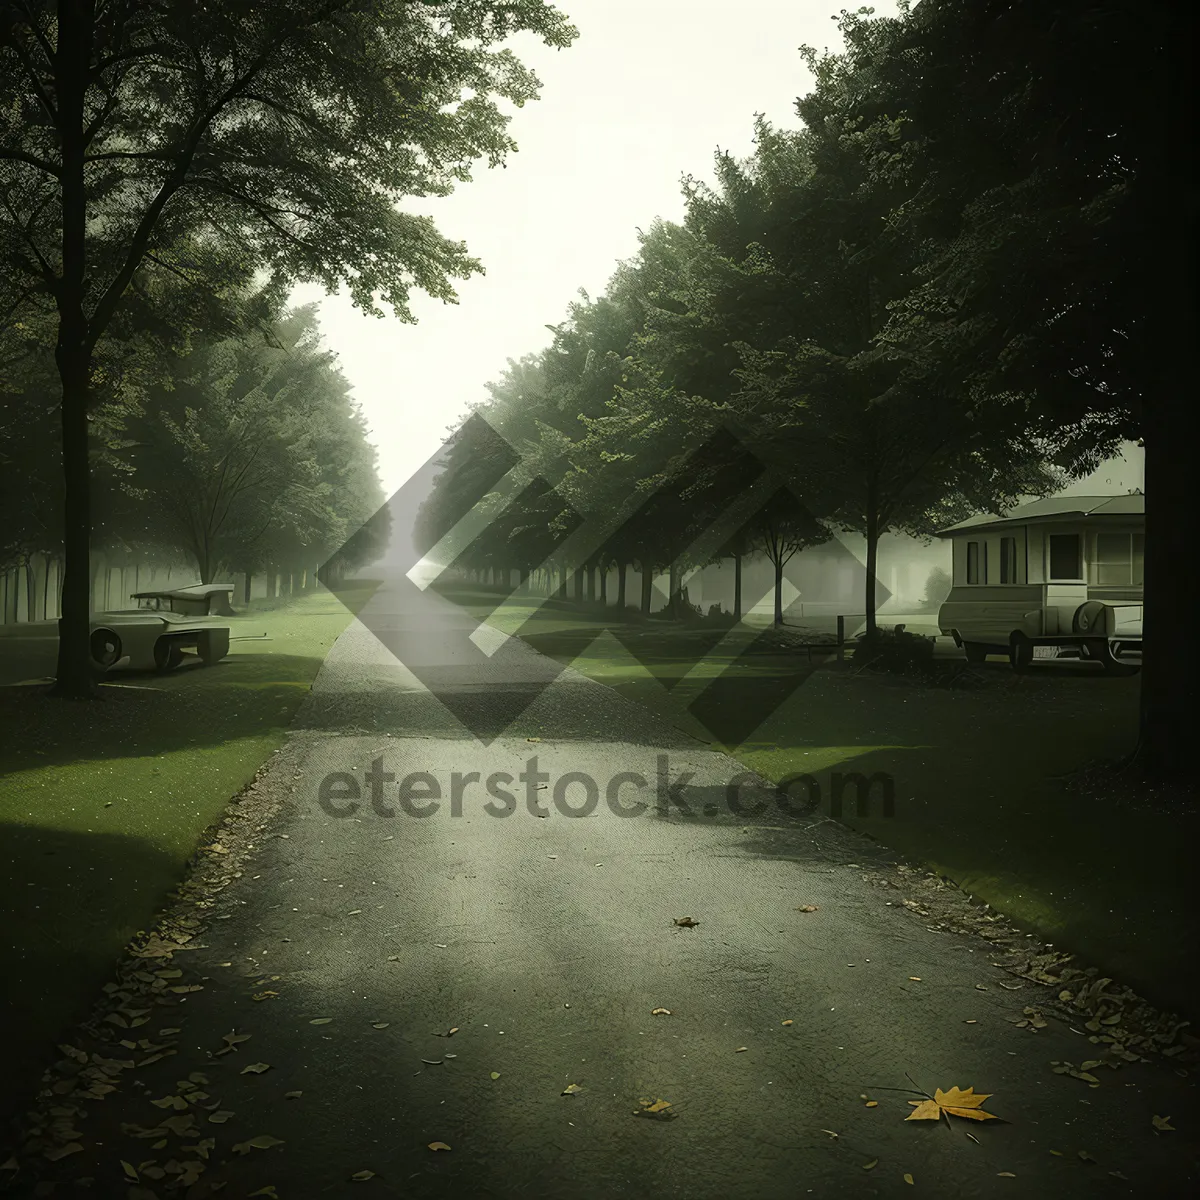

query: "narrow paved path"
left=5, top=578, right=1197, bottom=1198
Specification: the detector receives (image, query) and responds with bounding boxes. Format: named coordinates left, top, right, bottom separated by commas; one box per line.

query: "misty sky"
left=290, top=0, right=1143, bottom=501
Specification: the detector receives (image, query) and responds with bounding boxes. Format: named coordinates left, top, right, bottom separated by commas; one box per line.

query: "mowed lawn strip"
left=0, top=584, right=376, bottom=1097
left=434, top=582, right=1196, bottom=1017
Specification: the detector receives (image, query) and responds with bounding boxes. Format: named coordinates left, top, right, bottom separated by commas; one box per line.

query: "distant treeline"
left=0, top=300, right=387, bottom=619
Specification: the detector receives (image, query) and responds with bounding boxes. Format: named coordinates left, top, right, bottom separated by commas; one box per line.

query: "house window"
left=1132, top=533, right=1144, bottom=585
left=1094, top=533, right=1133, bottom=585
left=1048, top=533, right=1082, bottom=581
left=966, top=541, right=980, bottom=584
left=999, top=536, right=1017, bottom=584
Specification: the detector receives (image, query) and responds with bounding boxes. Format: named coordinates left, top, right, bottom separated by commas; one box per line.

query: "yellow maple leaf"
left=906, top=1086, right=999, bottom=1122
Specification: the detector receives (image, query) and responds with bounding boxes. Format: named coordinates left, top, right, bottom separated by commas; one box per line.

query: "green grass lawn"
left=437, top=583, right=1197, bottom=1017
left=0, top=583, right=376, bottom=1107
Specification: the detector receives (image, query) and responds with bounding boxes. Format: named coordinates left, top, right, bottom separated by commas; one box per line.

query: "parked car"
left=935, top=495, right=1143, bottom=675
left=90, top=585, right=235, bottom=672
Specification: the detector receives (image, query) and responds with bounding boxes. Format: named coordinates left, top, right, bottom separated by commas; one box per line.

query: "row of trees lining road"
left=104, top=304, right=386, bottom=590
left=0, top=0, right=576, bottom=697
left=415, top=0, right=1194, bottom=784
left=1, top=298, right=388, bottom=617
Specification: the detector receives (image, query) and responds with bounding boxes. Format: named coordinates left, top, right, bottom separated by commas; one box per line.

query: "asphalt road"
left=5, top=577, right=1197, bottom=1198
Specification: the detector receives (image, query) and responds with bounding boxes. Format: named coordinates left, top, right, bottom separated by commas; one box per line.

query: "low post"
left=837, top=614, right=845, bottom=662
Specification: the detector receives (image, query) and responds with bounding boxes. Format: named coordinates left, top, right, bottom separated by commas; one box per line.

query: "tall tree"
left=830, top=0, right=1193, bottom=778
left=0, top=0, right=575, bottom=696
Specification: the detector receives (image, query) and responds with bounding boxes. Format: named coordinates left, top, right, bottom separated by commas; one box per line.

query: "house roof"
left=935, top=494, right=1144, bottom=537
left=130, top=583, right=236, bottom=599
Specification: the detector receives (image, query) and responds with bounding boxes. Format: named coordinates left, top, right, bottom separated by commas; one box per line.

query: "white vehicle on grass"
left=88, top=584, right=235, bottom=673
left=935, top=496, right=1143, bottom=676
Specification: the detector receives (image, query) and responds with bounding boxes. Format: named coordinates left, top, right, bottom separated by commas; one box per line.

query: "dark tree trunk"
left=557, top=566, right=567, bottom=599
left=50, top=1, right=96, bottom=696
left=617, top=562, right=627, bottom=610
left=734, top=552, right=743, bottom=620
left=243, top=572, right=252, bottom=606
left=863, top=476, right=880, bottom=640
left=599, top=563, right=608, bottom=605
left=586, top=562, right=596, bottom=603
left=25, top=558, right=37, bottom=624
left=1130, top=14, right=1195, bottom=784
left=1135, top=383, right=1193, bottom=781
left=573, top=566, right=584, bottom=602
left=640, top=559, right=654, bottom=615
left=44, top=553, right=55, bottom=620
left=773, top=555, right=784, bottom=626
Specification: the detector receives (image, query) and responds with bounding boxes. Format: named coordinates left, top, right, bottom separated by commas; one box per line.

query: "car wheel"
left=962, top=641, right=991, bottom=663
left=1009, top=631, right=1033, bottom=672
left=90, top=628, right=122, bottom=669
left=1073, top=601, right=1110, bottom=635
left=154, top=638, right=184, bottom=673
left=1090, top=637, right=1139, bottom=677
left=198, top=629, right=230, bottom=666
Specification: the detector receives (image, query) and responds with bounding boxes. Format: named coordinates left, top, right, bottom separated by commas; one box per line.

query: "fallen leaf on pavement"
left=284, top=1091, right=303, bottom=1099
left=909, top=977, right=922, bottom=982
left=1152, top=1115, right=1174, bottom=1131
left=735, top=1047, right=748, bottom=1053
left=207, top=1111, right=235, bottom=1124
left=310, top=1018, right=333, bottom=1025
left=372, top=1023, right=389, bottom=1030
left=241, top=1063, right=271, bottom=1074
left=906, top=1087, right=999, bottom=1122
left=651, top=1008, right=671, bottom=1016
left=796, top=905, right=819, bottom=913
left=904, top=1173, right=914, bottom=1184
left=428, top=1142, right=451, bottom=1151
left=865, top=1101, right=879, bottom=1108
left=1078, top=1151, right=1096, bottom=1163
left=217, top=1032, right=251, bottom=1055
left=562, top=1083, right=583, bottom=1095
left=673, top=916, right=699, bottom=928
left=252, top=991, right=279, bottom=1001
left=248, top=1189, right=279, bottom=1198
left=634, top=1098, right=675, bottom=1120
left=351, top=1170, right=376, bottom=1180
left=998, top=1172, right=1016, bottom=1177
left=782, top=1020, right=793, bottom=1026
left=44, top=1144, right=83, bottom=1162
left=490, top=1072, right=501, bottom=1080
left=233, top=1135, right=285, bottom=1154
left=862, top=1159, right=878, bottom=1170
left=820, top=1130, right=839, bottom=1139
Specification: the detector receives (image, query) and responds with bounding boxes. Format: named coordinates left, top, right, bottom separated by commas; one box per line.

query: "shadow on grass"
left=730, top=736, right=1200, bottom=1020
left=0, top=822, right=180, bottom=1130
left=0, top=652, right=334, bottom=772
